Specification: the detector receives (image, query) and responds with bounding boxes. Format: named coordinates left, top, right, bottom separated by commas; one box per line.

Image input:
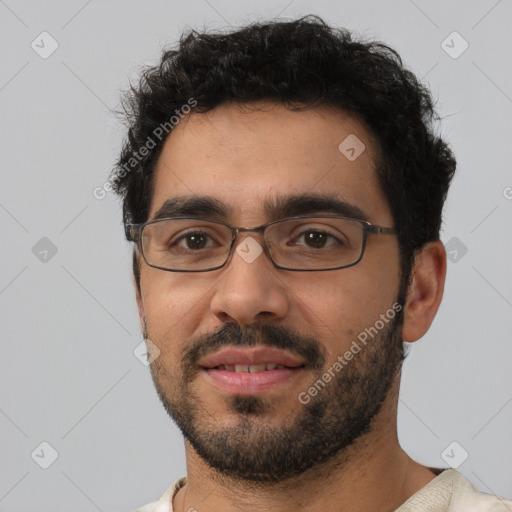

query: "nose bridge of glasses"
left=230, top=224, right=271, bottom=256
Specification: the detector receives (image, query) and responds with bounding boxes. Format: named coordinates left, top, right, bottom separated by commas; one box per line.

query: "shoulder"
left=396, top=469, right=512, bottom=512
left=133, top=476, right=187, bottom=512
left=448, top=470, right=512, bottom=512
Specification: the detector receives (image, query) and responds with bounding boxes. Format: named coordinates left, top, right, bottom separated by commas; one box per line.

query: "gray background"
left=1, top=0, right=511, bottom=510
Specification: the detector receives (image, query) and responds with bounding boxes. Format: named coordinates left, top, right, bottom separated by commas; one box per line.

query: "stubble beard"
left=144, top=299, right=407, bottom=483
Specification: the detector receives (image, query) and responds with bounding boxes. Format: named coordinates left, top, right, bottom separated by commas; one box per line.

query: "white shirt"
left=135, top=469, right=512, bottom=512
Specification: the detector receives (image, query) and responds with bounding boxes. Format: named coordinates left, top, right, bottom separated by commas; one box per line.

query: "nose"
left=209, top=233, right=290, bottom=325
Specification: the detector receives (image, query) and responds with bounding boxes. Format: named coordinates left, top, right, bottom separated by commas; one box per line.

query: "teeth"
left=249, top=364, right=266, bottom=373
left=216, top=363, right=289, bottom=372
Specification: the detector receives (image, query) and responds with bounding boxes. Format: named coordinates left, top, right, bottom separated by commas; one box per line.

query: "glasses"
left=127, top=215, right=397, bottom=272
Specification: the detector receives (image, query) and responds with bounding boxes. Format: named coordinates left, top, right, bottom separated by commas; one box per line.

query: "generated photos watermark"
left=298, top=302, right=403, bottom=404
left=93, top=97, right=198, bottom=200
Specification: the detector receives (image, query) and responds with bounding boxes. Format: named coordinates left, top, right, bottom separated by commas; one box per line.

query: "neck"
left=173, top=376, right=437, bottom=512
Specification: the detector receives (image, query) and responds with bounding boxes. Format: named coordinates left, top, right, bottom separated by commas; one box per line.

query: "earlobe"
left=401, top=241, right=447, bottom=342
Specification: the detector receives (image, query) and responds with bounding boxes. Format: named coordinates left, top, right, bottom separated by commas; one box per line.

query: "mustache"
left=183, top=323, right=326, bottom=371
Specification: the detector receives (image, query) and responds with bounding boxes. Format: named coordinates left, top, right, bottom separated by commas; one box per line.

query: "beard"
left=144, top=297, right=407, bottom=484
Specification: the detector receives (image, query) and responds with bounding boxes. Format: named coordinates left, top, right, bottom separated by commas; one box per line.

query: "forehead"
left=149, top=102, right=391, bottom=225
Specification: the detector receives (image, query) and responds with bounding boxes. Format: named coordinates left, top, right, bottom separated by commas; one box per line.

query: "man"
left=111, top=15, right=512, bottom=512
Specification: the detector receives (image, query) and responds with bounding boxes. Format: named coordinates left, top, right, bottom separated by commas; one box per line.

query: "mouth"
left=209, top=363, right=303, bottom=372
left=199, top=346, right=306, bottom=369
left=199, top=347, right=307, bottom=395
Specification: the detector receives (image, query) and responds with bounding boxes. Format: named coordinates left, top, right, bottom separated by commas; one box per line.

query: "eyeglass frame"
left=126, top=214, right=398, bottom=273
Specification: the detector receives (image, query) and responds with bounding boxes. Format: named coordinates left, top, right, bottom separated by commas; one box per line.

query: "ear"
left=401, top=240, right=447, bottom=342
left=135, top=280, right=144, bottom=323
left=133, top=250, right=145, bottom=330
left=135, top=278, right=149, bottom=339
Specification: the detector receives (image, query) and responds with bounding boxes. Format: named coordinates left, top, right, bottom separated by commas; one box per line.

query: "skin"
left=134, top=101, right=447, bottom=512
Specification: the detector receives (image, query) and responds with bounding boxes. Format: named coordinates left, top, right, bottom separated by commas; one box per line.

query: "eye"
left=173, top=230, right=217, bottom=251
left=302, top=230, right=332, bottom=249
left=289, top=227, right=347, bottom=249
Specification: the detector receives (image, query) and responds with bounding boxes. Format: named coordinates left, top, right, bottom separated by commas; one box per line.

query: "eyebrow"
left=150, top=193, right=370, bottom=224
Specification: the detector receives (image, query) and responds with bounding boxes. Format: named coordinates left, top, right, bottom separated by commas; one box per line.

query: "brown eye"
left=183, top=232, right=208, bottom=250
left=304, top=231, right=329, bottom=248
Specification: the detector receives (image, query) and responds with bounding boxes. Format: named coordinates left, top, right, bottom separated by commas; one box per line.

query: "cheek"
left=291, top=251, right=401, bottom=348
left=141, top=273, right=205, bottom=355
left=142, top=269, right=205, bottom=316
left=307, top=270, right=396, bottom=315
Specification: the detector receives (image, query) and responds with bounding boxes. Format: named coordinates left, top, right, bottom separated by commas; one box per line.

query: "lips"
left=216, top=363, right=290, bottom=373
left=199, top=347, right=307, bottom=395
left=199, top=347, right=306, bottom=371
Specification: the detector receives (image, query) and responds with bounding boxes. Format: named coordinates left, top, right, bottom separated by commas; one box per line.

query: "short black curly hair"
left=111, top=15, right=456, bottom=289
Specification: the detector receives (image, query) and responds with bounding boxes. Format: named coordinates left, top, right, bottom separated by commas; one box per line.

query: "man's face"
left=137, top=102, right=405, bottom=482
